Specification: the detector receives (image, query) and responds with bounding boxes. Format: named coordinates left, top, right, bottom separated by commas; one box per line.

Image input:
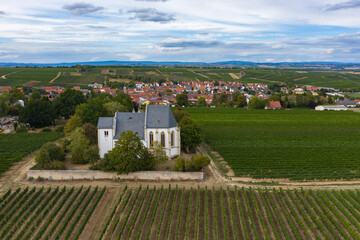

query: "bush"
left=55, top=125, right=64, bottom=132
left=60, top=139, right=71, bottom=152
left=85, top=145, right=100, bottom=164
left=16, top=124, right=28, bottom=133
left=42, top=142, right=66, bottom=161
left=174, top=157, right=193, bottom=172
left=192, top=155, right=210, bottom=171
left=42, top=127, right=52, bottom=132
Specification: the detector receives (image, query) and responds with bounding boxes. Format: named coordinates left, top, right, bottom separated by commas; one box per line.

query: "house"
left=336, top=100, right=357, bottom=108
left=315, top=105, right=347, bottom=111
left=97, top=105, right=180, bottom=159
left=265, top=101, right=282, bottom=109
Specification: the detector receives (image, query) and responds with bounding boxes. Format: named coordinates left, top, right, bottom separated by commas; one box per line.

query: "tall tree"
left=179, top=116, right=202, bottom=153
left=75, top=97, right=108, bottom=125
left=19, top=98, right=56, bottom=127
left=176, top=93, right=190, bottom=107
left=53, top=88, right=86, bottom=119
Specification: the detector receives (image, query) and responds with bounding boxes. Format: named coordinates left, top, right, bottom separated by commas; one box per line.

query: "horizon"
left=1, top=1, right=360, bottom=63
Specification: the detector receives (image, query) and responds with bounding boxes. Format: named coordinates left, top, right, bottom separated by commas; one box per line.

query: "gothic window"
left=161, top=132, right=165, bottom=147
left=104, top=131, right=109, bottom=136
left=171, top=131, right=175, bottom=147
left=149, top=132, right=154, bottom=147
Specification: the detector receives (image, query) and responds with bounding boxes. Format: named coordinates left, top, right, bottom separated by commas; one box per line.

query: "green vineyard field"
left=186, top=108, right=360, bottom=180
left=1, top=185, right=360, bottom=239
left=0, top=132, right=64, bottom=176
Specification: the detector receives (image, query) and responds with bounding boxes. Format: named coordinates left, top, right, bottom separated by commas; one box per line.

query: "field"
left=185, top=108, right=360, bottom=180
left=2, top=185, right=360, bottom=239
left=0, top=132, right=64, bottom=176
left=1, top=67, right=360, bottom=89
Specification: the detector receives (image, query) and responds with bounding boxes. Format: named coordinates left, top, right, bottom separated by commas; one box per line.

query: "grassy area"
left=186, top=108, right=360, bottom=180
left=0, top=132, right=64, bottom=176
left=1, top=67, right=360, bottom=89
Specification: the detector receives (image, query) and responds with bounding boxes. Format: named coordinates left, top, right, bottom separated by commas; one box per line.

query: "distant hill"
left=0, top=60, right=359, bottom=70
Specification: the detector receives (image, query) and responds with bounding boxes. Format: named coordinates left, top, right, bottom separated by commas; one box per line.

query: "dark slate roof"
left=336, top=100, right=356, bottom=105
left=114, top=112, right=145, bottom=140
left=97, top=117, right=114, bottom=129
left=145, top=105, right=177, bottom=128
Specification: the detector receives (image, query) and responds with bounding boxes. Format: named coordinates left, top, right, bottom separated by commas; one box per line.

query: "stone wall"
left=27, top=170, right=204, bottom=181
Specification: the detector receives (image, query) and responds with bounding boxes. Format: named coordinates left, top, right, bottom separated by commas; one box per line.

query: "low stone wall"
left=27, top=170, right=204, bottom=181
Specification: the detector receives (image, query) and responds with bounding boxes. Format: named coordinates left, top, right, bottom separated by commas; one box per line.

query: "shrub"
left=85, top=145, right=100, bottom=165
left=174, top=157, right=194, bottom=172
left=60, top=139, right=71, bottom=152
left=42, top=142, right=65, bottom=161
left=42, top=127, right=52, bottom=132
left=192, top=155, right=211, bottom=171
left=16, top=124, right=28, bottom=133
left=54, top=125, right=64, bottom=132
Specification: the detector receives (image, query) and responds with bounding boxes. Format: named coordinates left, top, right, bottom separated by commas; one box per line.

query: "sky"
left=0, top=0, right=360, bottom=63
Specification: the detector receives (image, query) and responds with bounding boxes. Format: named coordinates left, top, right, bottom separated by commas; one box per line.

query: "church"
left=97, top=105, right=180, bottom=159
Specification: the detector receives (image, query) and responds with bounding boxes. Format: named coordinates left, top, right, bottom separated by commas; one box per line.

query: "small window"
left=161, top=132, right=165, bottom=147
left=171, top=131, right=175, bottom=147
left=104, top=131, right=109, bottom=136
left=149, top=132, right=154, bottom=147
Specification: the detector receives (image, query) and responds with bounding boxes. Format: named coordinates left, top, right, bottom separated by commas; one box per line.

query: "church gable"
left=114, top=112, right=145, bottom=140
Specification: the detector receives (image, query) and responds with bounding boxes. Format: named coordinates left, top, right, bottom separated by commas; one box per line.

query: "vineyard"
left=2, top=185, right=360, bottom=239
left=185, top=108, right=360, bottom=180
left=0, top=132, right=64, bottom=176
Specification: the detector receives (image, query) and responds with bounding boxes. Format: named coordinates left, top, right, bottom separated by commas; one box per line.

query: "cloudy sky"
left=0, top=0, right=360, bottom=63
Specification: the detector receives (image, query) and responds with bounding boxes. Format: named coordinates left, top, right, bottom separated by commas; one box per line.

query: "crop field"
left=0, top=132, right=64, bottom=176
left=2, top=67, right=360, bottom=89
left=2, top=185, right=360, bottom=239
left=186, top=108, right=360, bottom=180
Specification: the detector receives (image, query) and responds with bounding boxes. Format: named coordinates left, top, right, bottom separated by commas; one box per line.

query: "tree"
left=172, top=109, right=190, bottom=123
left=75, top=97, right=108, bottom=125
left=237, top=95, right=247, bottom=107
left=34, top=145, right=66, bottom=170
left=68, top=127, right=90, bottom=164
left=179, top=116, right=202, bottom=153
left=176, top=93, right=190, bottom=106
left=8, top=88, right=25, bottom=103
left=103, top=101, right=127, bottom=116
left=0, top=93, right=9, bottom=122
left=101, top=130, right=155, bottom=174
left=53, top=88, right=86, bottom=119
left=64, top=115, right=83, bottom=135
left=19, top=98, right=56, bottom=128
left=30, top=89, right=42, bottom=100
left=42, top=142, right=65, bottom=161
left=82, top=123, right=98, bottom=145
left=197, top=96, right=207, bottom=107
left=150, top=141, right=168, bottom=164
left=112, top=91, right=133, bottom=112
left=248, top=96, right=267, bottom=109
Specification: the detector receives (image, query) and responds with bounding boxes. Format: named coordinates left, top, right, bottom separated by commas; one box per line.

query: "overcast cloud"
left=0, top=0, right=360, bottom=63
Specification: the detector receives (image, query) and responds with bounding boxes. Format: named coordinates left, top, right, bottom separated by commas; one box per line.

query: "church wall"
left=98, top=128, right=113, bottom=158
left=145, top=127, right=180, bottom=158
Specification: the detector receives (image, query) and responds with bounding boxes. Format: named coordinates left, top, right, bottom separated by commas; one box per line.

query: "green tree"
left=150, top=141, right=168, bottom=164
left=75, top=97, right=108, bottom=125
left=82, top=123, right=98, bottom=145
left=237, top=95, right=247, bottom=107
left=105, top=130, right=155, bottom=174
left=103, top=101, right=127, bottom=116
left=179, top=116, right=202, bottom=153
left=112, top=91, right=133, bottom=112
left=0, top=93, right=9, bottom=121
left=176, top=93, right=190, bottom=106
left=19, top=98, right=56, bottom=127
left=172, top=109, right=190, bottom=123
left=42, top=142, right=65, bottom=161
left=8, top=88, right=25, bottom=103
left=68, top=127, right=90, bottom=164
left=248, top=96, right=267, bottom=109
left=197, top=96, right=207, bottom=107
left=64, top=115, right=83, bottom=135
left=30, top=89, right=42, bottom=100
left=53, top=88, right=86, bottom=119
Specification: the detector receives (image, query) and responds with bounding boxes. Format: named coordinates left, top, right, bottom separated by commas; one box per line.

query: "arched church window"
left=171, top=131, right=175, bottom=147
left=149, top=132, right=154, bottom=147
left=161, top=132, right=165, bottom=147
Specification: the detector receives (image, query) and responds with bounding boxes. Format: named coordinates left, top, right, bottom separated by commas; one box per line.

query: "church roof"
left=97, top=117, right=114, bottom=129
left=114, top=112, right=145, bottom=140
left=145, top=105, right=177, bottom=128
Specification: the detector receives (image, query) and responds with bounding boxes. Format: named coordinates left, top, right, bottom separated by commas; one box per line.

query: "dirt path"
left=188, top=70, right=210, bottom=80
left=50, top=72, right=61, bottom=83
left=0, top=69, right=24, bottom=79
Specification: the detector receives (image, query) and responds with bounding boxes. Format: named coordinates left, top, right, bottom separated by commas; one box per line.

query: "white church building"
left=97, top=105, right=180, bottom=159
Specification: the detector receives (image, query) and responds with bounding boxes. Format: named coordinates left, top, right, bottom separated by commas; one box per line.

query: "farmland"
left=1, top=67, right=360, bottom=89
left=2, top=185, right=360, bottom=239
left=0, top=132, right=64, bottom=176
left=186, top=108, right=360, bottom=180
